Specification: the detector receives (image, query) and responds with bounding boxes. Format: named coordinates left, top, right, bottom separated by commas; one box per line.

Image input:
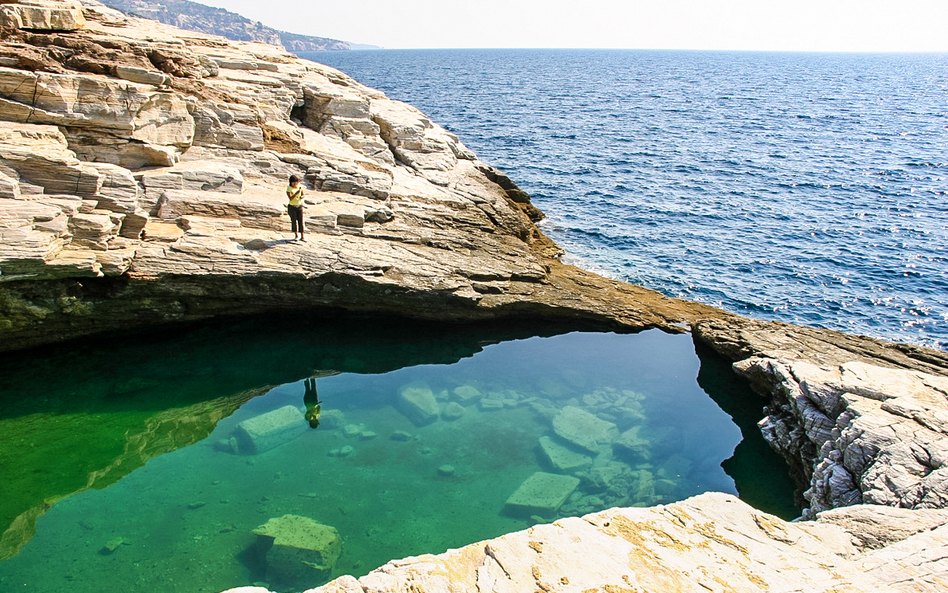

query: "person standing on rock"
left=286, top=174, right=305, bottom=241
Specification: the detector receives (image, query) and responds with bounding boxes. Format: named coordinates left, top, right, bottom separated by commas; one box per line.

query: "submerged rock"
left=317, top=409, right=345, bottom=429
left=478, top=398, right=504, bottom=411
left=341, top=424, right=363, bottom=438
left=537, top=435, right=592, bottom=474
left=232, top=405, right=307, bottom=455
left=551, top=406, right=618, bottom=455
left=252, top=514, right=341, bottom=589
left=99, top=537, right=126, bottom=554
left=504, top=471, right=580, bottom=517
left=396, top=383, right=440, bottom=426
left=613, top=423, right=681, bottom=464
left=441, top=401, right=466, bottom=421
left=452, top=385, right=483, bottom=404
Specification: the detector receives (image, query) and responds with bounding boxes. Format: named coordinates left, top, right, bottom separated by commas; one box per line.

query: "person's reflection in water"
left=304, top=376, right=322, bottom=429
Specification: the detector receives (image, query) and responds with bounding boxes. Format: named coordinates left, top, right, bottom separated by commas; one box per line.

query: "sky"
left=203, top=0, right=948, bottom=52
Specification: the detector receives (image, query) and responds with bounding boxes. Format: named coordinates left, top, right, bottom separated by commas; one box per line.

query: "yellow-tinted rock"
left=0, top=0, right=86, bottom=32
left=253, top=514, right=341, bottom=589
left=141, top=221, right=184, bottom=243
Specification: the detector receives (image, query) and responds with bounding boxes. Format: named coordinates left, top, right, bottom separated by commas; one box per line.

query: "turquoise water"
left=0, top=316, right=797, bottom=592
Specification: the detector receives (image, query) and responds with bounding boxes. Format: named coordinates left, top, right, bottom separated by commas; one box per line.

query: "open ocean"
left=302, top=49, right=948, bottom=351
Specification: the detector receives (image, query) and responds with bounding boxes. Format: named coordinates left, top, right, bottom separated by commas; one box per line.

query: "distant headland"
left=100, top=0, right=352, bottom=51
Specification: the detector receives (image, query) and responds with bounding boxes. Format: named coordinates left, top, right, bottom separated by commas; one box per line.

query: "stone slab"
left=453, top=384, right=482, bottom=404
left=253, top=514, right=341, bottom=589
left=397, top=383, right=439, bottom=426
left=538, top=435, right=592, bottom=473
left=552, top=406, right=618, bottom=455
left=142, top=220, right=184, bottom=242
left=233, top=405, right=307, bottom=455
left=505, top=471, right=580, bottom=516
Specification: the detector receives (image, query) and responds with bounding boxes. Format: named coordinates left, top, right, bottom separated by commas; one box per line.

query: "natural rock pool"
left=0, top=314, right=797, bottom=593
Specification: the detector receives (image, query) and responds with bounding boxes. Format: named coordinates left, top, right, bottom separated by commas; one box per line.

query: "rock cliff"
left=1, top=2, right=948, bottom=591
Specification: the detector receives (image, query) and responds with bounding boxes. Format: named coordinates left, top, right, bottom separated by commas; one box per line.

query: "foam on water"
left=306, top=49, right=948, bottom=350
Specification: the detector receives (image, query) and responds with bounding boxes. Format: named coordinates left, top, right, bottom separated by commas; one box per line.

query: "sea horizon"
left=345, top=46, right=948, bottom=55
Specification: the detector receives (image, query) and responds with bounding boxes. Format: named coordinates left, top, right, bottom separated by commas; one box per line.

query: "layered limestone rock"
left=221, top=493, right=948, bottom=593
left=689, top=316, right=948, bottom=518
left=0, top=0, right=580, bottom=349
left=734, top=356, right=948, bottom=518
left=0, top=0, right=86, bottom=31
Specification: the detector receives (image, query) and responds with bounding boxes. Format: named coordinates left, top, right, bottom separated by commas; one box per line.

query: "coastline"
left=1, top=2, right=947, bottom=590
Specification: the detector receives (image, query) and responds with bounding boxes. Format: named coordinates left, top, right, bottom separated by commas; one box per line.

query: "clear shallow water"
left=304, top=49, right=948, bottom=350
left=0, top=315, right=796, bottom=593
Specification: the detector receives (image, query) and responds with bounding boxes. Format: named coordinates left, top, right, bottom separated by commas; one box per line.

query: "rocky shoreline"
left=1, top=2, right=947, bottom=590
left=257, top=493, right=947, bottom=593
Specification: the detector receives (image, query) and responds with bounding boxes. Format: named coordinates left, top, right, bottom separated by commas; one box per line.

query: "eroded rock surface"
left=734, top=356, right=948, bottom=518
left=692, top=316, right=948, bottom=519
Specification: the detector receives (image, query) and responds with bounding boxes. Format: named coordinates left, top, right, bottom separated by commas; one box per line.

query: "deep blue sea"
left=302, top=49, right=948, bottom=351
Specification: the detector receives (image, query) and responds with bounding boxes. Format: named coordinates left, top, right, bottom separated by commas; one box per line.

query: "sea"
left=302, top=49, right=948, bottom=351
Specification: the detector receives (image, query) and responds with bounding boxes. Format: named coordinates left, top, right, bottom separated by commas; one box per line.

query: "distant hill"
left=100, top=0, right=350, bottom=51
left=349, top=42, right=384, bottom=50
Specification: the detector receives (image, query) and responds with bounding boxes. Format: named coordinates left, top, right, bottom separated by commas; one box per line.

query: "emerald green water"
left=0, top=315, right=798, bottom=593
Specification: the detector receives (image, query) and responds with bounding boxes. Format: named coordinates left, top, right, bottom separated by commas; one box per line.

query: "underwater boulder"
left=538, top=436, right=593, bottom=474
left=479, top=398, right=504, bottom=411
left=613, top=424, right=681, bottom=464
left=397, top=383, right=440, bottom=426
left=442, top=401, right=466, bottom=421
left=233, top=405, right=307, bottom=455
left=505, top=471, right=580, bottom=517
left=552, top=406, right=618, bottom=455
left=252, top=514, right=342, bottom=589
left=318, top=409, right=346, bottom=429
left=452, top=384, right=483, bottom=404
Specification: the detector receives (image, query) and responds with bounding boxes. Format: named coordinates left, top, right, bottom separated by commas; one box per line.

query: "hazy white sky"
left=205, top=0, right=948, bottom=52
